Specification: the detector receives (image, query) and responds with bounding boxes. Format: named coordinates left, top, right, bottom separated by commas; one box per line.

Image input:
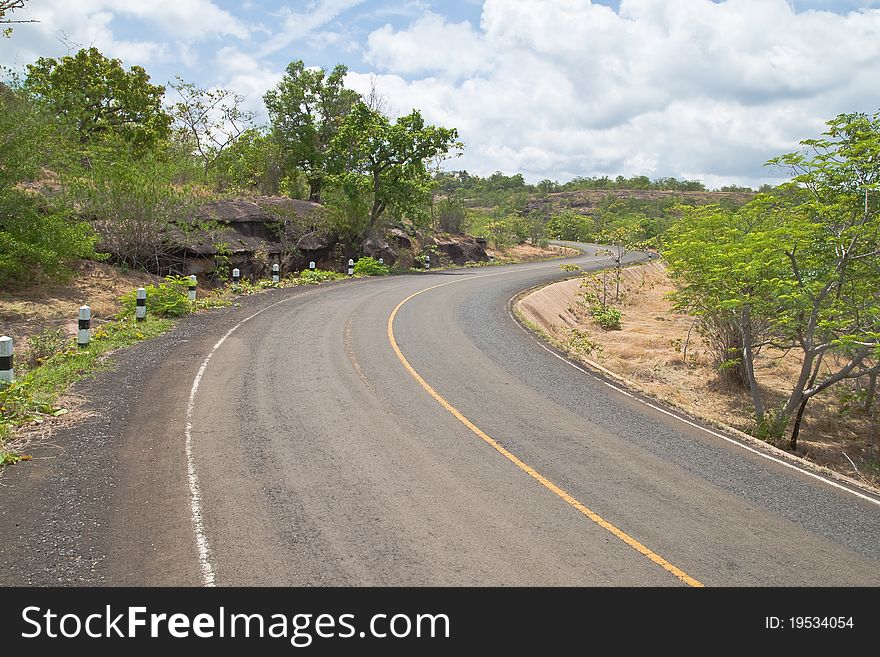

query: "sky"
left=2, top=0, right=880, bottom=188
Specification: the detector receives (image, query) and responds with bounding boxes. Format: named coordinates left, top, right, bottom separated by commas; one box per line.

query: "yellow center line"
left=387, top=278, right=704, bottom=588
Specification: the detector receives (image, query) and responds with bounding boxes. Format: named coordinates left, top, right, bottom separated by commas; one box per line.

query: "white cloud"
left=214, top=47, right=284, bottom=121
left=365, top=12, right=487, bottom=78
left=259, top=0, right=365, bottom=56
left=358, top=0, right=880, bottom=186
left=0, top=0, right=249, bottom=73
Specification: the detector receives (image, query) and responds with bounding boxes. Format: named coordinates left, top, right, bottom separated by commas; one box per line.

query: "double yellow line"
left=387, top=280, right=703, bottom=588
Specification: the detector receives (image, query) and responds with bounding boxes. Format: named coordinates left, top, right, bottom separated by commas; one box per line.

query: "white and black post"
left=347, top=258, right=354, bottom=277
left=78, top=305, right=91, bottom=348
left=272, top=263, right=280, bottom=283
left=0, top=335, right=13, bottom=384
left=378, top=258, right=384, bottom=266
left=135, top=288, right=147, bottom=323
left=232, top=268, right=240, bottom=289
left=424, top=254, right=430, bottom=270
left=309, top=261, right=316, bottom=270
left=188, top=275, right=197, bottom=302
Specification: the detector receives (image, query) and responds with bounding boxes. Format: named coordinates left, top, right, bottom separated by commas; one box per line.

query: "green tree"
left=327, top=102, right=460, bottom=240
left=0, top=85, right=99, bottom=284
left=666, top=111, right=880, bottom=448
left=24, top=47, right=170, bottom=154
left=215, top=128, right=284, bottom=195
left=766, top=111, right=880, bottom=448
left=546, top=209, right=592, bottom=242
left=263, top=60, right=359, bottom=202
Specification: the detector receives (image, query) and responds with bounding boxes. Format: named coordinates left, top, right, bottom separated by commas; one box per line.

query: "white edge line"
left=184, top=292, right=314, bottom=587
left=507, top=291, right=880, bottom=508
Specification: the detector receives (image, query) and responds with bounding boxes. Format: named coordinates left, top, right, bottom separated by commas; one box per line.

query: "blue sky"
left=2, top=1, right=880, bottom=188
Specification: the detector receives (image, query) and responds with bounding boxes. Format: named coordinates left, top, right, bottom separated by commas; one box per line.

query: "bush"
left=353, top=256, right=390, bottom=276
left=298, top=268, right=344, bottom=284
left=590, top=306, right=622, bottom=330
left=119, top=276, right=192, bottom=318
left=559, top=263, right=580, bottom=272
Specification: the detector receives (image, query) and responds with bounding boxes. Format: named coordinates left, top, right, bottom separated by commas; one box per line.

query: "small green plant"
left=119, top=276, right=192, bottom=318
left=298, top=269, right=344, bottom=284
left=212, top=242, right=232, bottom=282
left=559, top=263, right=580, bottom=272
left=753, top=404, right=789, bottom=445
left=22, top=328, right=72, bottom=371
left=590, top=306, right=622, bottom=330
left=353, top=256, right=390, bottom=276
left=568, top=328, right=600, bottom=355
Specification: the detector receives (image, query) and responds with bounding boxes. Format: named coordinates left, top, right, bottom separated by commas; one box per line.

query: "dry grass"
left=490, top=243, right=580, bottom=262
left=518, top=262, right=880, bottom=489
left=0, top=259, right=161, bottom=355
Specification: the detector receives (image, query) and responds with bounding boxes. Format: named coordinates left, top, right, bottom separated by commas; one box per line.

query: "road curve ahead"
left=4, top=244, right=879, bottom=586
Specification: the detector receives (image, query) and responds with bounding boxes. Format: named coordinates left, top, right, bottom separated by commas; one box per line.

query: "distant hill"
left=525, top=189, right=755, bottom=216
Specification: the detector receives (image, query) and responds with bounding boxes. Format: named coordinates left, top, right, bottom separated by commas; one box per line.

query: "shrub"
left=298, top=268, right=345, bottom=284
left=353, top=256, right=390, bottom=276
left=559, top=263, right=580, bottom=272
left=590, top=306, right=622, bottom=330
left=119, top=276, right=192, bottom=318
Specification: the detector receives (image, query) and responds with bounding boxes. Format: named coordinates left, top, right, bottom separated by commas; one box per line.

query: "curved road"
left=2, top=244, right=879, bottom=586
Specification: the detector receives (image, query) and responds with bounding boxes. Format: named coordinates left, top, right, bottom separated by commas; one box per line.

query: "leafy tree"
left=766, top=111, right=880, bottom=447
left=215, top=128, right=284, bottom=195
left=0, top=85, right=99, bottom=284
left=546, top=209, right=593, bottom=242
left=327, top=102, right=460, bottom=240
left=168, top=76, right=253, bottom=184
left=666, top=111, right=880, bottom=448
left=24, top=47, right=170, bottom=154
left=263, top=60, right=359, bottom=202
left=664, top=202, right=789, bottom=401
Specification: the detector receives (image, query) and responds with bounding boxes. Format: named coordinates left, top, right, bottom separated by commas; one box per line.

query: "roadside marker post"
left=232, top=268, right=240, bottom=290
left=425, top=254, right=430, bottom=270
left=0, top=336, right=13, bottom=384
left=310, top=261, right=316, bottom=270
left=135, top=288, right=147, bottom=323
left=272, top=263, right=280, bottom=283
left=78, top=305, right=91, bottom=348
left=188, top=275, right=197, bottom=302
left=348, top=259, right=354, bottom=277
left=379, top=258, right=384, bottom=265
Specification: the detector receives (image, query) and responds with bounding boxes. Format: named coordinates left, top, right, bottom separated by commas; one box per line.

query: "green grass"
left=0, top=316, right=171, bottom=463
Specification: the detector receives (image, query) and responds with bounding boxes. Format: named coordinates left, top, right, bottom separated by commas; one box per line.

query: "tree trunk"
left=789, top=396, right=809, bottom=451
left=865, top=372, right=877, bottom=414
left=740, top=307, right=764, bottom=423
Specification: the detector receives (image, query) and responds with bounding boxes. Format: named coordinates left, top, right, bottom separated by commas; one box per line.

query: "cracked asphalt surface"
left=2, top=244, right=878, bottom=586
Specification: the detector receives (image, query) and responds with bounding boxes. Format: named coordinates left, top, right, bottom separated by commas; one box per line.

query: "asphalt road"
left=2, top=244, right=879, bottom=586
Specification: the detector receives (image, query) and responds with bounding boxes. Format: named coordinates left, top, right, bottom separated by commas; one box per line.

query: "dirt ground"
left=0, top=260, right=162, bottom=355
left=517, top=261, right=880, bottom=489
left=491, top=243, right=580, bottom=262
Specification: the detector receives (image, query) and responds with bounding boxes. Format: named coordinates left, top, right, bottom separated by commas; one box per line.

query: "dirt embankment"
left=516, top=261, right=880, bottom=490
left=0, top=260, right=161, bottom=353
